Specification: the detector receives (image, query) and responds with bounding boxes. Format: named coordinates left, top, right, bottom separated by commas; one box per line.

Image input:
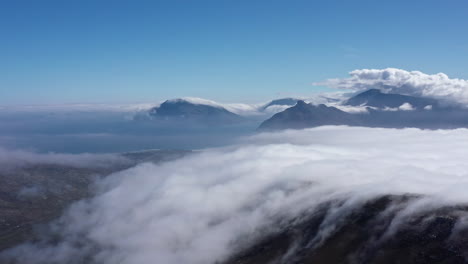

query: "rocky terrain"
left=226, top=195, right=468, bottom=264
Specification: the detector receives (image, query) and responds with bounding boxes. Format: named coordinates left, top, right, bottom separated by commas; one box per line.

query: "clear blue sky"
left=1, top=0, right=467, bottom=105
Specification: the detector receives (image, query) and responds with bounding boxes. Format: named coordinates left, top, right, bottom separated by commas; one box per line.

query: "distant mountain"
left=259, top=90, right=468, bottom=131
left=258, top=101, right=359, bottom=130
left=344, top=89, right=439, bottom=110
left=143, top=97, right=306, bottom=123
left=148, top=99, right=243, bottom=123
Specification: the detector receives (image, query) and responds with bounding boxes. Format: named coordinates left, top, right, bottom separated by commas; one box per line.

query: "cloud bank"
left=316, top=68, right=468, bottom=106
left=4, top=126, right=468, bottom=264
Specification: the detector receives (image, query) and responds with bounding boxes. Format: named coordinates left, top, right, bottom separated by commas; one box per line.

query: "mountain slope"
left=225, top=195, right=468, bottom=264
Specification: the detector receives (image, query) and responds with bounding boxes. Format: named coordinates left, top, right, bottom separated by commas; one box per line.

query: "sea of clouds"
left=3, top=126, right=468, bottom=263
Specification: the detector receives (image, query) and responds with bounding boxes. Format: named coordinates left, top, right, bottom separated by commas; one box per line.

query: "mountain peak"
left=258, top=102, right=355, bottom=130
left=295, top=100, right=308, bottom=107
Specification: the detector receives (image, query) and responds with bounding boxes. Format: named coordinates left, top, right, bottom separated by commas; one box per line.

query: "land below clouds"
left=0, top=149, right=190, bottom=252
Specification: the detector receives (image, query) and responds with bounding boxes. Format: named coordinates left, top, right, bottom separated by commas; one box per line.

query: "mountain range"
left=137, top=89, right=468, bottom=130
left=259, top=89, right=468, bottom=130
left=144, top=97, right=300, bottom=123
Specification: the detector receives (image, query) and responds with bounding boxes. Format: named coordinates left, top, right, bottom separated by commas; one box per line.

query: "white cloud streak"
left=4, top=127, right=468, bottom=263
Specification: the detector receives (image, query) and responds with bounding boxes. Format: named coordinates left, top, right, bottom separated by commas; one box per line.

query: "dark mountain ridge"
left=225, top=195, right=468, bottom=264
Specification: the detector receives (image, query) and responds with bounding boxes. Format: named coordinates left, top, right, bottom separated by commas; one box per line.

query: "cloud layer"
left=4, top=126, right=468, bottom=264
left=316, top=68, right=468, bottom=106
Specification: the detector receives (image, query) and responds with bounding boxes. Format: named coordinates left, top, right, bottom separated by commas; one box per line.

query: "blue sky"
left=1, top=0, right=467, bottom=105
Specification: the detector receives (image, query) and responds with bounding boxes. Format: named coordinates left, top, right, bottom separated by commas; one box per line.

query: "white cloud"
left=262, top=104, right=293, bottom=114
left=222, top=103, right=262, bottom=116
left=166, top=97, right=228, bottom=110
left=332, top=104, right=370, bottom=113
left=5, top=127, right=468, bottom=264
left=381, top=102, right=415, bottom=112
left=315, top=68, right=468, bottom=106
left=398, top=102, right=414, bottom=111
